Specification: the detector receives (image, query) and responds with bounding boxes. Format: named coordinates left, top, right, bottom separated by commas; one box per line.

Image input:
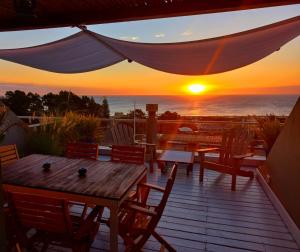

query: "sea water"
left=94, top=95, right=299, bottom=116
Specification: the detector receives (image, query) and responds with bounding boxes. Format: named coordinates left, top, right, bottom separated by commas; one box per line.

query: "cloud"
left=181, top=31, right=192, bottom=36
left=119, top=36, right=139, bottom=41
left=154, top=33, right=165, bottom=38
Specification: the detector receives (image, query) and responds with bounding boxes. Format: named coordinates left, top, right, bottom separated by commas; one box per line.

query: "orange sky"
left=0, top=6, right=299, bottom=96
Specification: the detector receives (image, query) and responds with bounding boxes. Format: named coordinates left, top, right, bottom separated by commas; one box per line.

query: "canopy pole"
left=77, top=25, right=132, bottom=62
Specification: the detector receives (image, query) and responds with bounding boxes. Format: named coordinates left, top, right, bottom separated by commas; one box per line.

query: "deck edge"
left=256, top=168, right=300, bottom=248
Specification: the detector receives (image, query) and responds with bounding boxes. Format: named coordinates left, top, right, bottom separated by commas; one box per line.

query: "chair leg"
left=231, top=174, right=236, bottom=191
left=199, top=164, right=204, bottom=182
left=41, top=242, right=49, bottom=252
left=152, top=230, right=176, bottom=252
left=160, top=245, right=166, bottom=252
left=187, top=163, right=193, bottom=176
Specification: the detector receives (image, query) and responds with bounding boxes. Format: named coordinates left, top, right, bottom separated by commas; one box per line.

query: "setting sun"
left=187, top=84, right=206, bottom=94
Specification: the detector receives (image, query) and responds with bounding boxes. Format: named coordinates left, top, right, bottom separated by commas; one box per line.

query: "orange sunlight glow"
left=186, top=83, right=206, bottom=95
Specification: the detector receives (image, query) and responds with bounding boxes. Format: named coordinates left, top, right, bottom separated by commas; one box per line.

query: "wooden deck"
left=48, top=163, right=299, bottom=252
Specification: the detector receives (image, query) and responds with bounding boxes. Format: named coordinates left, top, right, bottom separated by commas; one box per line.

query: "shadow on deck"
left=52, top=163, right=300, bottom=252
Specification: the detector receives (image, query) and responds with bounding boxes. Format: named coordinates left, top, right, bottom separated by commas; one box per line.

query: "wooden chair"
left=7, top=192, right=103, bottom=252
left=111, top=144, right=147, bottom=201
left=0, top=144, right=19, bottom=166
left=111, top=123, right=136, bottom=145
left=66, top=142, right=99, bottom=160
left=111, top=144, right=145, bottom=164
left=110, top=123, right=156, bottom=171
left=198, top=128, right=254, bottom=191
left=107, top=163, right=178, bottom=251
left=66, top=142, right=99, bottom=215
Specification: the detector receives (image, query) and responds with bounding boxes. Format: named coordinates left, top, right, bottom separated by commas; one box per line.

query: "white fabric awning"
left=0, top=16, right=299, bottom=75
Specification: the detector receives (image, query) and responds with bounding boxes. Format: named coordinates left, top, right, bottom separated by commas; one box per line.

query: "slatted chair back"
left=111, top=123, right=134, bottom=145
left=154, top=163, right=177, bottom=218
left=7, top=192, right=72, bottom=235
left=127, top=164, right=178, bottom=251
left=219, top=128, right=250, bottom=165
left=0, top=144, right=19, bottom=166
left=66, top=142, right=99, bottom=160
left=111, top=145, right=145, bottom=164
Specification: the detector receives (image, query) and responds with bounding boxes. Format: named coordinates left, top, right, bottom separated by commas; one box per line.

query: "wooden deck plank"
left=47, top=163, right=299, bottom=252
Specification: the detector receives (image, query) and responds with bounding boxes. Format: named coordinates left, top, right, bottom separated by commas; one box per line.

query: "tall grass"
left=27, top=112, right=103, bottom=155
left=256, top=114, right=283, bottom=154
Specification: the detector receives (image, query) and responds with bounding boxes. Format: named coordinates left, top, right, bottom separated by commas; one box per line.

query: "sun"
left=187, top=84, right=206, bottom=94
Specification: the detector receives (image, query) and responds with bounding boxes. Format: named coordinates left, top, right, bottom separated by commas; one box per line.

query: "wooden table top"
left=158, top=150, right=194, bottom=164
left=2, top=154, right=146, bottom=200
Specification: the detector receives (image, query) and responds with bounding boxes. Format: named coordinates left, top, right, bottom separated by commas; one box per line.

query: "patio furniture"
left=107, top=163, right=178, bottom=251
left=198, top=128, right=254, bottom=191
left=111, top=123, right=137, bottom=145
left=66, top=142, right=99, bottom=160
left=111, top=145, right=147, bottom=202
left=157, top=150, right=194, bottom=175
left=111, top=144, right=145, bottom=164
left=7, top=192, right=103, bottom=252
left=66, top=142, right=100, bottom=216
left=2, top=154, right=147, bottom=251
left=110, top=123, right=156, bottom=171
left=0, top=144, right=19, bottom=166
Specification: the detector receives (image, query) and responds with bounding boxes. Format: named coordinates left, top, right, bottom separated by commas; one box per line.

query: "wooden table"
left=157, top=150, right=194, bottom=175
left=2, top=154, right=147, bottom=252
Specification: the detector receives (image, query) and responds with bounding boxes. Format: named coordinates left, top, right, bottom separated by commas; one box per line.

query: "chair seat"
left=6, top=192, right=103, bottom=252
left=199, top=128, right=255, bottom=191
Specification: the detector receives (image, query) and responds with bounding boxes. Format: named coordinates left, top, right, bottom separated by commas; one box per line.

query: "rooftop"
left=61, top=163, right=299, bottom=252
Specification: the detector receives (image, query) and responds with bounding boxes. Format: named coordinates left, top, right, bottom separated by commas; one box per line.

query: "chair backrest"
left=219, top=128, right=251, bottom=165
left=0, top=144, right=19, bottom=166
left=66, top=142, right=99, bottom=160
left=111, top=145, right=145, bottom=164
left=7, top=192, right=72, bottom=235
left=111, top=123, right=134, bottom=145
left=133, top=164, right=178, bottom=250
left=156, top=163, right=178, bottom=215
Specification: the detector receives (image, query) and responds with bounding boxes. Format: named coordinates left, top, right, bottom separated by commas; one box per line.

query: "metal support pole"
left=146, top=104, right=158, bottom=172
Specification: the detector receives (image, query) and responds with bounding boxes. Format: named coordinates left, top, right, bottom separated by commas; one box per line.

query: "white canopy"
left=0, top=16, right=299, bottom=75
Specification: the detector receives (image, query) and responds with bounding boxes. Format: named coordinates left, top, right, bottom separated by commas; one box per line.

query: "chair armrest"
left=233, top=153, right=254, bottom=160
left=138, top=183, right=165, bottom=192
left=134, top=141, right=156, bottom=146
left=135, top=134, right=146, bottom=136
left=126, top=203, right=157, bottom=216
left=197, top=147, right=220, bottom=153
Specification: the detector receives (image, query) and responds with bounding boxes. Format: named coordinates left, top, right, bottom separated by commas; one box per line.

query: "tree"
left=126, top=109, right=146, bottom=119
left=42, top=92, right=59, bottom=114
left=158, top=111, right=180, bottom=120
left=101, top=97, right=110, bottom=118
left=1, top=90, right=30, bottom=115
left=1, top=90, right=108, bottom=117
left=27, top=92, right=44, bottom=115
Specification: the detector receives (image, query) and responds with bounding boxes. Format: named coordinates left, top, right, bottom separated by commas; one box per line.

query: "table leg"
left=110, top=206, right=119, bottom=252
left=157, top=161, right=166, bottom=173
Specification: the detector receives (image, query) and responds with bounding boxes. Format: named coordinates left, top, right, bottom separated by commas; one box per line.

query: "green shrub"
left=27, top=133, right=63, bottom=156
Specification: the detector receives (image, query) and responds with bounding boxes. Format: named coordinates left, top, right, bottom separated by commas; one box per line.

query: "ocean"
left=94, top=95, right=299, bottom=116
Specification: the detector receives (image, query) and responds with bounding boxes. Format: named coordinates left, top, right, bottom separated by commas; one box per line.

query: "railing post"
left=146, top=104, right=158, bottom=172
